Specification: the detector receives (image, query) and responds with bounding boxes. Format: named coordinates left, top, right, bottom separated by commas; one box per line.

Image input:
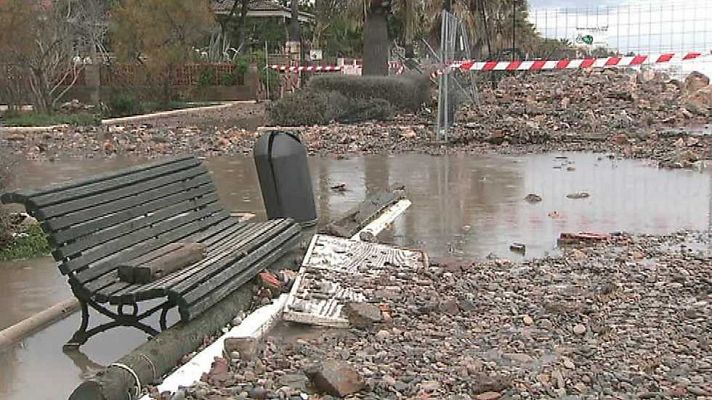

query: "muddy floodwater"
left=1, top=152, right=711, bottom=399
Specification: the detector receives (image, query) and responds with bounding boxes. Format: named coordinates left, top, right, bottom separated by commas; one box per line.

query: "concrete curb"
left=101, top=101, right=257, bottom=126
left=0, top=101, right=259, bottom=134
left=0, top=298, right=80, bottom=350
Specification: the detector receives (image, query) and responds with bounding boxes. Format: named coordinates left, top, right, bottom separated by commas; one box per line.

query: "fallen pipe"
left=69, top=283, right=257, bottom=400
left=0, top=298, right=80, bottom=350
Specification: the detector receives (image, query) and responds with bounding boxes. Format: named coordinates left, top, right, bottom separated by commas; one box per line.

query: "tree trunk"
left=237, top=0, right=250, bottom=52
left=290, top=0, right=300, bottom=42
left=362, top=8, right=389, bottom=76
left=86, top=45, right=101, bottom=105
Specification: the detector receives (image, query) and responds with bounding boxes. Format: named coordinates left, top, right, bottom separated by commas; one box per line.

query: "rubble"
left=1, top=70, right=711, bottom=169
left=177, top=231, right=712, bottom=399
left=306, top=360, right=365, bottom=397
left=343, top=302, right=383, bottom=329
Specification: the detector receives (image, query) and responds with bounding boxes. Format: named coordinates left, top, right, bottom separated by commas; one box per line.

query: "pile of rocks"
left=174, top=231, right=712, bottom=399
left=2, top=69, right=711, bottom=168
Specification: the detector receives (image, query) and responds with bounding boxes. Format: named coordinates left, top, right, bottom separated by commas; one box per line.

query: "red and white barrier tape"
left=452, top=52, right=704, bottom=72
left=270, top=65, right=342, bottom=72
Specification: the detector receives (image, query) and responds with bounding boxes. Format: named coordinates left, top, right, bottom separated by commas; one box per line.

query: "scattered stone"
left=224, top=337, right=259, bottom=360
left=573, top=324, right=587, bottom=335
left=374, top=330, right=391, bottom=342
left=566, top=192, right=590, bottom=199
left=307, top=359, right=365, bottom=397
left=524, top=194, right=542, bottom=203
left=330, top=183, right=347, bottom=192
left=509, top=243, right=526, bottom=253
left=684, top=71, right=710, bottom=94
left=522, top=315, right=534, bottom=325
left=475, top=392, right=501, bottom=400
left=343, top=302, right=383, bottom=328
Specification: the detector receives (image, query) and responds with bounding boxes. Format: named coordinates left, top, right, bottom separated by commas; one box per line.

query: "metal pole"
left=512, top=0, right=516, bottom=60
left=264, top=41, right=270, bottom=100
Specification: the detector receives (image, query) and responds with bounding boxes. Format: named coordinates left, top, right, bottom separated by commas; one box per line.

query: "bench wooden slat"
left=36, top=165, right=209, bottom=219
left=45, top=176, right=214, bottom=234
left=106, top=222, right=278, bottom=304
left=71, top=210, right=231, bottom=282
left=178, top=227, right=302, bottom=320
left=175, top=222, right=300, bottom=304
left=54, top=193, right=218, bottom=259
left=29, top=158, right=201, bottom=208
left=101, top=225, right=262, bottom=304
left=156, top=220, right=284, bottom=291
left=96, top=222, right=294, bottom=305
left=0, top=156, right=195, bottom=204
left=61, top=203, right=222, bottom=273
left=76, top=217, right=244, bottom=299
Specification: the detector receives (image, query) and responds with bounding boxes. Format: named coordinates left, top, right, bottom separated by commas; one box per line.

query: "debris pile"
left=2, top=70, right=711, bottom=168
left=176, top=231, right=712, bottom=399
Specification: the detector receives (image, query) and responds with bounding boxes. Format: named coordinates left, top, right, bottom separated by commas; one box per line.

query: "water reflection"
left=0, top=153, right=711, bottom=399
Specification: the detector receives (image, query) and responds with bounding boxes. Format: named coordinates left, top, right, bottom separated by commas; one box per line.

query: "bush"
left=339, top=97, right=394, bottom=123
left=308, top=74, right=431, bottom=112
left=269, top=90, right=347, bottom=126
left=260, top=67, right=281, bottom=100
left=268, top=89, right=395, bottom=126
left=106, top=93, right=144, bottom=118
left=0, top=223, right=50, bottom=261
left=0, top=149, right=16, bottom=249
left=198, top=69, right=217, bottom=87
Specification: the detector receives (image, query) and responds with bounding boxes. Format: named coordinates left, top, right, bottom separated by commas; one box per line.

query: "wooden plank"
left=29, top=158, right=201, bottom=208
left=167, top=221, right=291, bottom=295
left=53, top=193, right=218, bottom=259
left=70, top=211, right=231, bottom=282
left=176, top=223, right=300, bottom=303
left=119, top=243, right=206, bottom=284
left=104, top=222, right=265, bottom=304
left=61, top=203, right=222, bottom=273
left=321, top=191, right=401, bottom=238
left=47, top=177, right=214, bottom=237
left=143, top=222, right=273, bottom=291
left=92, top=220, right=246, bottom=301
left=0, top=156, right=195, bottom=204
left=180, top=230, right=301, bottom=321
left=35, top=165, right=208, bottom=219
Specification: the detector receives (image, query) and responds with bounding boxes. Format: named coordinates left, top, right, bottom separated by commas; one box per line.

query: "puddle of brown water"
left=1, top=152, right=711, bottom=399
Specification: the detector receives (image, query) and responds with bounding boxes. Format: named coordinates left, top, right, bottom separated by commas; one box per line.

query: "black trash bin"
left=253, top=131, right=317, bottom=226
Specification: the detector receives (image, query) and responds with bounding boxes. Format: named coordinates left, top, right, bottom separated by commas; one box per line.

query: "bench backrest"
left=1, top=156, right=225, bottom=285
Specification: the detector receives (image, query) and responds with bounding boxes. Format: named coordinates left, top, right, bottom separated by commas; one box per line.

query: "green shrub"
left=235, top=56, right=250, bottom=85
left=106, top=93, right=144, bottom=118
left=0, top=149, right=16, bottom=249
left=0, top=223, right=51, bottom=261
left=268, top=90, right=395, bottom=126
left=269, top=90, right=347, bottom=126
left=260, top=67, right=281, bottom=100
left=308, top=74, right=431, bottom=112
left=2, top=112, right=100, bottom=127
left=339, top=97, right=394, bottom=123
left=220, top=72, right=238, bottom=86
left=198, top=69, right=217, bottom=86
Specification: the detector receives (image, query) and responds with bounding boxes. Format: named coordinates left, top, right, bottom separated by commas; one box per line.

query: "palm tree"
left=349, top=0, right=422, bottom=75
left=290, top=0, right=300, bottom=42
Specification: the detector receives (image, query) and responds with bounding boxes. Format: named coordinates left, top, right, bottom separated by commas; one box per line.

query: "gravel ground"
left=164, top=231, right=712, bottom=400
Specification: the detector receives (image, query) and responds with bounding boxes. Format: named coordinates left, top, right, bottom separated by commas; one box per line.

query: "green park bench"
left=1, top=155, right=301, bottom=347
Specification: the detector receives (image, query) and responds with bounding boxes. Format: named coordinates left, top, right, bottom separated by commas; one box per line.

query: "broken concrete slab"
left=306, top=359, right=365, bottom=397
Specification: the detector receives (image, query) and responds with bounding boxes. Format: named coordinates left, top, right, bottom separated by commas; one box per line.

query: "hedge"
left=307, top=74, right=430, bottom=112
